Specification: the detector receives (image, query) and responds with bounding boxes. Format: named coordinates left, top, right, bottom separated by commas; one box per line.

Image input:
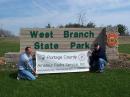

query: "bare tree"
left=0, top=28, right=15, bottom=37
left=86, top=22, right=96, bottom=28
left=78, top=11, right=86, bottom=26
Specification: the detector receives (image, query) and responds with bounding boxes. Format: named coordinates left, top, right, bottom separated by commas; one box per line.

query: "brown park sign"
left=20, top=27, right=119, bottom=60
left=4, top=27, right=119, bottom=64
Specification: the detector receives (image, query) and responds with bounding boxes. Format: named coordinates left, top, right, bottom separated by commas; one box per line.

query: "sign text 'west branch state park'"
left=20, top=28, right=103, bottom=52
left=30, top=30, right=94, bottom=49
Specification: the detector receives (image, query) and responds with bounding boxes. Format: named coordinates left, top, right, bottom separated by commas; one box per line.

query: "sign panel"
left=20, top=28, right=104, bottom=52
left=20, top=27, right=119, bottom=60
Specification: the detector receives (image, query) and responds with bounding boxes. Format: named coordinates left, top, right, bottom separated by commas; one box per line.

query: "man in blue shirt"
left=17, top=47, right=36, bottom=80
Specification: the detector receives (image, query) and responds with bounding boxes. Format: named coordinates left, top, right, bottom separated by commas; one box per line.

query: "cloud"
left=0, top=0, right=13, bottom=4
left=0, top=0, right=130, bottom=35
left=66, top=0, right=130, bottom=8
left=66, top=0, right=130, bottom=14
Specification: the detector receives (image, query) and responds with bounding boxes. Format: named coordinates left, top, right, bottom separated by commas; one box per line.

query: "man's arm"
left=24, top=60, right=36, bottom=74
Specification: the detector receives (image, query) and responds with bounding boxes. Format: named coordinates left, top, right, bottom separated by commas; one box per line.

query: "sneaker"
left=96, top=70, right=104, bottom=73
left=99, top=70, right=104, bottom=73
left=17, top=74, right=21, bottom=80
left=35, top=74, right=38, bottom=78
left=17, top=76, right=20, bottom=80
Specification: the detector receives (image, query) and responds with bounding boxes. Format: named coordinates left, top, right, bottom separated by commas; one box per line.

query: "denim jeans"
left=18, top=70, right=36, bottom=80
left=99, top=58, right=107, bottom=72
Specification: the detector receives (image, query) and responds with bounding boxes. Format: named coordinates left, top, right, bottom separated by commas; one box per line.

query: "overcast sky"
left=0, top=0, right=130, bottom=35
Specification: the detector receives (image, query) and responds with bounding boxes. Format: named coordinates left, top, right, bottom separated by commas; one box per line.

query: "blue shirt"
left=18, top=52, right=33, bottom=70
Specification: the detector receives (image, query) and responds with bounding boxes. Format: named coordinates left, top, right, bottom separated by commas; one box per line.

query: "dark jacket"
left=89, top=47, right=107, bottom=71
left=91, top=47, right=107, bottom=62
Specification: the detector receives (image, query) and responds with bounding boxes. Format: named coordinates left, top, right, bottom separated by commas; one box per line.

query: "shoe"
left=17, top=74, right=21, bottom=80
left=17, top=76, right=20, bottom=80
left=99, top=70, right=104, bottom=73
left=96, top=70, right=104, bottom=73
left=35, top=74, right=38, bottom=78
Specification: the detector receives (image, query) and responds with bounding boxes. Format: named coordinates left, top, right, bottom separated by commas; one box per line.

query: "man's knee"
left=29, top=76, right=36, bottom=80
left=99, top=58, right=103, bottom=62
left=23, top=70, right=36, bottom=80
left=27, top=73, right=36, bottom=80
left=99, top=58, right=106, bottom=65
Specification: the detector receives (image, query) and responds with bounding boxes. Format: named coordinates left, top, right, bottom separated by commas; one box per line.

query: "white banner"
left=36, top=51, right=90, bottom=74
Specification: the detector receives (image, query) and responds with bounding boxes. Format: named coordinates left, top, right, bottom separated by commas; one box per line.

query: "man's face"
left=27, top=47, right=33, bottom=55
left=96, top=45, right=100, bottom=50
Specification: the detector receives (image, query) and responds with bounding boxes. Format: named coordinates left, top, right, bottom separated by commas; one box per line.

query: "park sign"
left=20, top=28, right=104, bottom=51
left=20, top=27, right=119, bottom=60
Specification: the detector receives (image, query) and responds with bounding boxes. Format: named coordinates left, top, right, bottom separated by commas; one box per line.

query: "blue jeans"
left=99, top=58, right=107, bottom=72
left=18, top=70, right=36, bottom=80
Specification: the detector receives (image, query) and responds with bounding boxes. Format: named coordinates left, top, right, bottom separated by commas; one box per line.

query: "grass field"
left=0, top=69, right=130, bottom=97
left=0, top=38, right=130, bottom=97
left=118, top=44, right=130, bottom=54
left=0, top=37, right=19, bottom=57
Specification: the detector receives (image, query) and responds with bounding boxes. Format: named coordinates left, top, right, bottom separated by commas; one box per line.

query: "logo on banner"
left=37, top=54, right=45, bottom=62
left=78, top=53, right=86, bottom=61
left=107, top=32, right=118, bottom=47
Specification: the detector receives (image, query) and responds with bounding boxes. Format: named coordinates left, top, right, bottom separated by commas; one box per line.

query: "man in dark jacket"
left=90, top=43, right=107, bottom=72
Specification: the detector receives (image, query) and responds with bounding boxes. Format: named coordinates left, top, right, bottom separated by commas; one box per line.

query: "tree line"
left=46, top=22, right=129, bottom=36
left=0, top=22, right=129, bottom=37
left=0, top=28, right=15, bottom=37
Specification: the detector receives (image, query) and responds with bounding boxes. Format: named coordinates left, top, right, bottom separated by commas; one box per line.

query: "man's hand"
left=88, top=50, right=92, bottom=56
left=32, top=69, right=36, bottom=75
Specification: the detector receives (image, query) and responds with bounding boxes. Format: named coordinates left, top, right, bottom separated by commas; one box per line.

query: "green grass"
left=0, top=69, right=130, bottom=97
left=0, top=38, right=130, bottom=97
left=0, top=37, right=20, bottom=57
left=118, top=44, right=130, bottom=54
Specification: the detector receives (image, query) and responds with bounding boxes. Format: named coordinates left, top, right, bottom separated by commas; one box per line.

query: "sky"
left=0, top=0, right=130, bottom=35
